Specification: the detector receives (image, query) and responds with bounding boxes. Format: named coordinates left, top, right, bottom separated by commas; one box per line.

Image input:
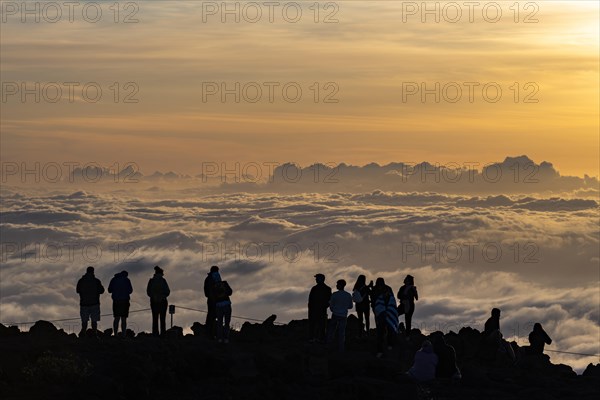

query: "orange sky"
left=1, top=1, right=598, bottom=176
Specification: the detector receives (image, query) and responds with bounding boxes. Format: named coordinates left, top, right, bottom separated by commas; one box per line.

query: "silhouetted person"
left=108, top=270, right=133, bottom=337
left=209, top=270, right=233, bottom=344
left=432, top=334, right=461, bottom=380
left=528, top=323, right=552, bottom=355
left=398, top=274, right=418, bottom=335
left=326, top=279, right=353, bottom=352
left=408, top=340, right=438, bottom=382
left=147, top=266, right=170, bottom=336
left=484, top=308, right=501, bottom=337
left=308, top=273, right=332, bottom=342
left=371, top=277, right=398, bottom=357
left=352, top=275, right=372, bottom=338
left=204, top=265, right=220, bottom=338
left=482, top=308, right=515, bottom=361
left=76, top=266, right=105, bottom=337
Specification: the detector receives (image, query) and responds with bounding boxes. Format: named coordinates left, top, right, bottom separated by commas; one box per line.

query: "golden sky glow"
left=1, top=1, right=598, bottom=176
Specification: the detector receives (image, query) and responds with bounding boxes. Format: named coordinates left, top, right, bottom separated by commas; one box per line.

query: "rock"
left=0, top=324, right=20, bottom=337
left=582, top=363, right=600, bottom=378
left=164, top=326, right=183, bottom=339
left=262, top=314, right=277, bottom=325
left=190, top=321, right=204, bottom=336
left=29, top=320, right=58, bottom=336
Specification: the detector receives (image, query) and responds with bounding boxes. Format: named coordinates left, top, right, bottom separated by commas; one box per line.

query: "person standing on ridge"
left=397, top=274, right=418, bottom=335
left=108, top=270, right=133, bottom=337
left=147, top=266, right=170, bottom=337
left=352, top=275, right=372, bottom=338
left=210, top=269, right=233, bottom=344
left=204, top=265, right=220, bottom=338
left=308, top=273, right=332, bottom=343
left=372, top=277, right=398, bottom=357
left=326, top=279, right=353, bottom=352
left=76, top=266, right=105, bottom=337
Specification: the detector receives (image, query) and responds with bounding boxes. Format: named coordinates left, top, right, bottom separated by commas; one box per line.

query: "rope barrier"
left=1, top=305, right=283, bottom=326
left=175, top=305, right=284, bottom=325
left=546, top=349, right=600, bottom=358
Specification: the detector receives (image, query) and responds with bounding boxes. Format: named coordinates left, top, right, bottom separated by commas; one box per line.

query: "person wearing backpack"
left=352, top=275, right=372, bottom=338
left=371, top=277, right=398, bottom=357
left=108, top=270, right=133, bottom=337
left=203, top=265, right=220, bottom=338
left=397, top=274, right=418, bottom=336
left=146, top=266, right=170, bottom=336
left=210, top=270, right=233, bottom=343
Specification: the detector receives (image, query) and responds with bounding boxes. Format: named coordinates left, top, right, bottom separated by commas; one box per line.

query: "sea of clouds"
left=1, top=157, right=598, bottom=371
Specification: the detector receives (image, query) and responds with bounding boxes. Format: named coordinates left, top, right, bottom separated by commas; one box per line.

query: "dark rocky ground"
left=1, top=316, right=598, bottom=400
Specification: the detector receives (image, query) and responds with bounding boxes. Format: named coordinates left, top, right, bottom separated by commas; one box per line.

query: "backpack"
left=352, top=289, right=363, bottom=303
left=213, top=281, right=231, bottom=302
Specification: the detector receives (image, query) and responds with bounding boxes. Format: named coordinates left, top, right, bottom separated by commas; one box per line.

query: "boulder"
left=29, top=320, right=58, bottom=337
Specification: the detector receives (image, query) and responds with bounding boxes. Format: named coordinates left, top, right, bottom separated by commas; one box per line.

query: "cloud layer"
left=1, top=181, right=598, bottom=371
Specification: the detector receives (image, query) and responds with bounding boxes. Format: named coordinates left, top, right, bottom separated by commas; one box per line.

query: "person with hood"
left=352, top=275, right=372, bottom=338
left=146, top=266, right=170, bottom=336
left=432, top=334, right=461, bottom=380
left=308, top=273, right=332, bottom=342
left=408, top=340, right=439, bottom=382
left=204, top=265, right=220, bottom=338
left=371, top=277, right=399, bottom=357
left=209, top=269, right=233, bottom=343
left=528, top=323, right=552, bottom=355
left=76, top=266, right=105, bottom=336
left=108, top=270, right=133, bottom=337
left=397, top=274, right=418, bottom=335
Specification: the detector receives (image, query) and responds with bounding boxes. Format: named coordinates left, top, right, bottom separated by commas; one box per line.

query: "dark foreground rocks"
left=0, top=317, right=598, bottom=400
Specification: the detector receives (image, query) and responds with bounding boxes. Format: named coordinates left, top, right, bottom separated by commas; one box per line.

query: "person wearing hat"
left=76, top=266, right=105, bottom=337
left=108, top=270, right=133, bottom=337
left=308, top=273, right=332, bottom=342
left=397, top=274, right=418, bottom=335
left=146, top=266, right=171, bottom=336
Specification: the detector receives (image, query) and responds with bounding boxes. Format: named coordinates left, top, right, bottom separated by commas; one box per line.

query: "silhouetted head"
left=430, top=332, right=446, bottom=352
left=86, top=266, right=94, bottom=274
left=491, top=308, right=501, bottom=317
left=336, top=279, right=346, bottom=290
left=404, top=274, right=415, bottom=285
left=533, top=322, right=542, bottom=332
left=314, top=273, right=325, bottom=284
left=154, top=266, right=164, bottom=275
left=210, top=265, right=219, bottom=273
left=375, top=277, right=385, bottom=287
left=356, top=275, right=366, bottom=286
left=421, top=340, right=434, bottom=353
left=121, top=270, right=128, bottom=277
left=353, top=274, right=366, bottom=290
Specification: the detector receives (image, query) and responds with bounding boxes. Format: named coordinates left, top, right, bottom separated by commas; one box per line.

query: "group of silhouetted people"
left=76, top=265, right=233, bottom=342
left=75, top=266, right=553, bottom=378
left=309, top=273, right=420, bottom=357
left=307, top=272, right=553, bottom=381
